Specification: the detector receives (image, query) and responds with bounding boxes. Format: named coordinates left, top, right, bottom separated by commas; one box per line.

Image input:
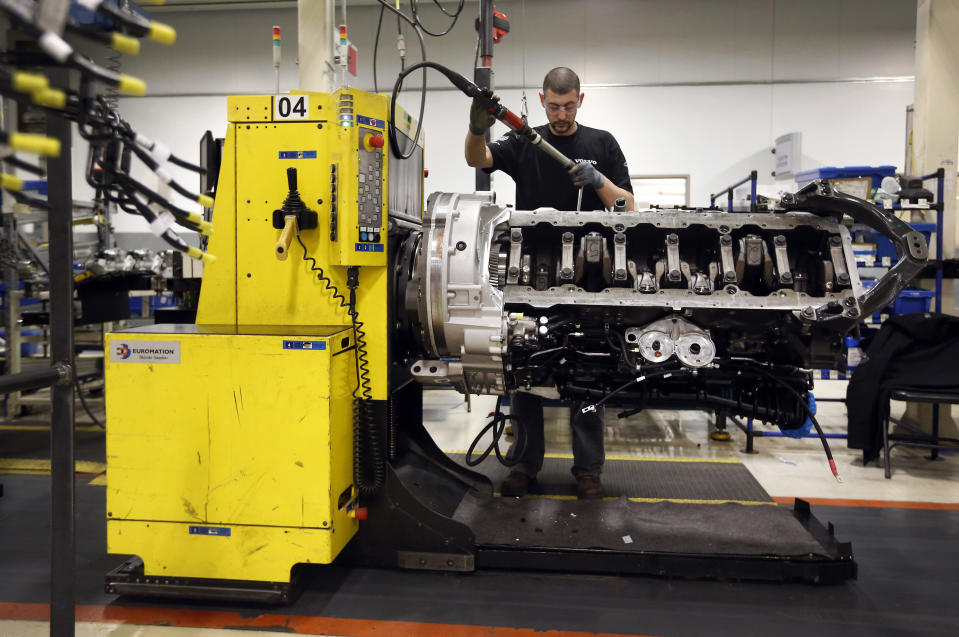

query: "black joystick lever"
left=273, top=167, right=318, bottom=260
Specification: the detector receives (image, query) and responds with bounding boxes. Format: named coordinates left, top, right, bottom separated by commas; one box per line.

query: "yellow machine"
left=104, top=89, right=423, bottom=600
left=103, top=86, right=859, bottom=598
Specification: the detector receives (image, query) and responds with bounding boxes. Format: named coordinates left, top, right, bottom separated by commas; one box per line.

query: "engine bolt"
left=844, top=297, right=856, bottom=307
left=455, top=241, right=467, bottom=251
left=802, top=306, right=815, bottom=318
left=511, top=229, right=522, bottom=241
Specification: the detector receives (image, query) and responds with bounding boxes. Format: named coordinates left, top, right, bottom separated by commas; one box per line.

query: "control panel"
left=357, top=129, right=384, bottom=244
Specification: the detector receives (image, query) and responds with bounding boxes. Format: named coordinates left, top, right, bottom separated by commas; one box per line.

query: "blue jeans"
left=505, top=391, right=605, bottom=478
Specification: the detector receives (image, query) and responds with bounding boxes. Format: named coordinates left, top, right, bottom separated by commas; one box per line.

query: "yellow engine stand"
left=105, top=89, right=421, bottom=591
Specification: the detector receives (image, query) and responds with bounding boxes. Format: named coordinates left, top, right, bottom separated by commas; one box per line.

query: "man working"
left=464, top=67, right=634, bottom=499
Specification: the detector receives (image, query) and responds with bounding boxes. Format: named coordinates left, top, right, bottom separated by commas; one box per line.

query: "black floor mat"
left=454, top=493, right=827, bottom=556
left=448, top=453, right=772, bottom=502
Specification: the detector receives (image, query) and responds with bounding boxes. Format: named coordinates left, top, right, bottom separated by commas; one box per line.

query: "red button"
left=368, top=133, right=384, bottom=148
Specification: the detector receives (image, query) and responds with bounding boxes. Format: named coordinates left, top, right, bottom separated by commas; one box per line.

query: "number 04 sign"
left=274, top=95, right=309, bottom=120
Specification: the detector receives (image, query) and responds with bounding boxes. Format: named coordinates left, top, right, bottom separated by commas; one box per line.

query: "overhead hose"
left=347, top=267, right=384, bottom=494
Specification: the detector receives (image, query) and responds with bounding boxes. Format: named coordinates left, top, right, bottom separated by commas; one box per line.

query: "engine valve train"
left=398, top=185, right=927, bottom=432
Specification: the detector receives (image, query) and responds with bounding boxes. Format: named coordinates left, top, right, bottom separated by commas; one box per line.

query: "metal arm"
left=781, top=180, right=928, bottom=322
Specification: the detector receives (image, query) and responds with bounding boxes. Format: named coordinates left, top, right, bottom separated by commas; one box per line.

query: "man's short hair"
left=542, top=67, right=580, bottom=95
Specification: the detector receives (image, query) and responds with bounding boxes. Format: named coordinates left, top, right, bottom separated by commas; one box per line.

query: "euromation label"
left=110, top=340, right=180, bottom=364
left=354, top=243, right=384, bottom=252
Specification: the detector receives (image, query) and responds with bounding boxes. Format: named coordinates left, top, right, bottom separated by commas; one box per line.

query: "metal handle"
left=275, top=215, right=297, bottom=260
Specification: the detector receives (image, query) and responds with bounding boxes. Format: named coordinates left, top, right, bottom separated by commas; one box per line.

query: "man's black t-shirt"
left=485, top=123, right=632, bottom=211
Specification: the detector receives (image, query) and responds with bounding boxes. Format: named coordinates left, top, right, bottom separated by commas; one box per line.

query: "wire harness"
left=0, top=1, right=214, bottom=264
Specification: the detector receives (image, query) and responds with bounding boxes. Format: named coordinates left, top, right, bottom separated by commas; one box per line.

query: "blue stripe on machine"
left=278, top=150, right=318, bottom=159
left=283, top=340, right=327, bottom=350
left=189, top=525, right=231, bottom=537
left=354, top=243, right=384, bottom=252
left=357, top=115, right=384, bottom=129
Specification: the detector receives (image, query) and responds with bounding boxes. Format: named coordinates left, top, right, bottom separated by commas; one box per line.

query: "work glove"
left=469, top=93, right=497, bottom=135
left=569, top=161, right=605, bottom=190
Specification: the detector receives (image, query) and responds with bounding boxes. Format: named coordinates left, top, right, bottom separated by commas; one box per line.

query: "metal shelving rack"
left=0, top=67, right=78, bottom=634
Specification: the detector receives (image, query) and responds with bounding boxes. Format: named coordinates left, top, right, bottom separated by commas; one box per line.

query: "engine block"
left=397, top=182, right=927, bottom=429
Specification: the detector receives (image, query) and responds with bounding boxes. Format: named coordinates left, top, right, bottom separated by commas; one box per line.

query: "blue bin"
left=892, top=288, right=934, bottom=315
left=0, top=328, right=44, bottom=356
left=859, top=280, right=934, bottom=317
left=129, top=294, right=175, bottom=315
left=795, top=165, right=897, bottom=190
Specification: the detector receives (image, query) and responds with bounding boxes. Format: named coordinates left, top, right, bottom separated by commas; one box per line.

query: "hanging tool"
left=391, top=62, right=576, bottom=171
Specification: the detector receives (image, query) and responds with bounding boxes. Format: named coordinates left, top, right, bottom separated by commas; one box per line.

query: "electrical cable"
left=2, top=156, right=43, bottom=175
left=295, top=235, right=380, bottom=492
left=372, top=2, right=386, bottom=93
left=347, top=267, right=384, bottom=494
left=579, top=367, right=686, bottom=414
left=295, top=233, right=348, bottom=310
left=74, top=373, right=104, bottom=428
left=761, top=371, right=840, bottom=482
left=410, top=0, right=465, bottom=37
left=375, top=1, right=427, bottom=159
left=465, top=395, right=525, bottom=467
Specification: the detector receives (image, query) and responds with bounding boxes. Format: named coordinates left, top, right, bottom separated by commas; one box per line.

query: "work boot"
left=576, top=474, right=605, bottom=500
left=500, top=471, right=533, bottom=497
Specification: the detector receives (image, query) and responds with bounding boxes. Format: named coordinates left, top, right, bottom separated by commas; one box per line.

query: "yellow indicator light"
left=32, top=88, right=67, bottom=110
left=118, top=75, right=147, bottom=97
left=111, top=33, right=141, bottom=56
left=0, top=174, right=24, bottom=191
left=8, top=133, right=61, bottom=158
left=12, top=72, right=48, bottom=93
left=197, top=194, right=214, bottom=208
left=148, top=22, right=177, bottom=45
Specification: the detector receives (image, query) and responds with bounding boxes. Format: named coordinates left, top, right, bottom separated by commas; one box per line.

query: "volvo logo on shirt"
left=572, top=158, right=598, bottom=165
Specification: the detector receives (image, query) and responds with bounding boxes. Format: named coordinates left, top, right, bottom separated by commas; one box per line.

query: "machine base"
left=105, top=557, right=306, bottom=605
left=471, top=498, right=855, bottom=584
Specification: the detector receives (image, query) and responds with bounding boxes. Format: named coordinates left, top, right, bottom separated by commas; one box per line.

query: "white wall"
left=76, top=0, right=917, bottom=231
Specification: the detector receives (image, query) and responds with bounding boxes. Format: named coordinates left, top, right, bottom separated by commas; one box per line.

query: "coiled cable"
left=347, top=267, right=384, bottom=493
left=296, top=234, right=348, bottom=310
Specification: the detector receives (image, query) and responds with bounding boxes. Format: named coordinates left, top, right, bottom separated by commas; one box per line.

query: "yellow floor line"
left=0, top=424, right=103, bottom=432
left=445, top=450, right=742, bottom=464
left=626, top=497, right=776, bottom=506
left=492, top=493, right=775, bottom=506
left=0, top=458, right=106, bottom=475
